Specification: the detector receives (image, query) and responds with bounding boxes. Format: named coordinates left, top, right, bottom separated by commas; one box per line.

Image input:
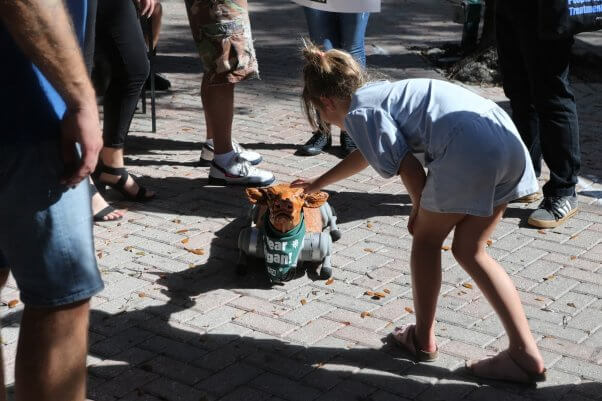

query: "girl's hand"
left=291, top=177, right=321, bottom=194
left=137, top=0, right=156, bottom=18
left=407, top=206, right=418, bottom=236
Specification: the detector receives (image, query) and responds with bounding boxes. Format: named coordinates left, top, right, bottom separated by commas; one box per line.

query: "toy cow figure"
left=237, top=184, right=341, bottom=283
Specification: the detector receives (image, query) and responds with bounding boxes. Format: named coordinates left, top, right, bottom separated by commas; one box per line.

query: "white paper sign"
left=291, top=0, right=381, bottom=13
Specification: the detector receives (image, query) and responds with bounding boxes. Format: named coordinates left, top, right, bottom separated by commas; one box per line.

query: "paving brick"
left=143, top=376, right=207, bottom=401
left=279, top=301, right=335, bottom=326
left=435, top=322, right=497, bottom=347
left=501, top=247, right=549, bottom=271
left=314, top=379, right=378, bottom=401
left=246, top=351, right=316, bottom=383
left=91, top=327, right=155, bottom=358
left=325, top=308, right=390, bottom=332
left=251, top=373, right=321, bottom=401
left=355, top=368, right=430, bottom=399
left=196, top=362, right=264, bottom=396
left=233, top=312, right=298, bottom=337
left=343, top=253, right=395, bottom=274
left=554, top=357, right=602, bottom=381
left=286, top=318, right=343, bottom=345
left=566, top=308, right=602, bottom=332
left=532, top=276, right=580, bottom=300
left=95, top=368, right=158, bottom=399
left=142, top=355, right=212, bottom=385
left=333, top=325, right=387, bottom=348
left=321, top=293, right=381, bottom=314
left=188, top=306, right=247, bottom=331
left=558, top=267, right=602, bottom=286
left=528, top=319, right=589, bottom=343
left=227, top=296, right=290, bottom=317
left=371, top=298, right=414, bottom=321
left=538, top=337, right=598, bottom=362
left=217, top=386, right=272, bottom=401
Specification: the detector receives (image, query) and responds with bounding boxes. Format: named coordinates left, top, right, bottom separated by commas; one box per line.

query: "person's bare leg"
left=15, top=300, right=91, bottom=401
left=201, top=76, right=233, bottom=150
left=149, top=2, right=162, bottom=50
left=410, top=208, right=465, bottom=352
left=99, top=147, right=155, bottom=198
left=452, top=204, right=544, bottom=374
left=0, top=270, right=9, bottom=401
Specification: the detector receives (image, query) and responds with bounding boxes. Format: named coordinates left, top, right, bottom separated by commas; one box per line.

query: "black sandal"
left=90, top=184, right=123, bottom=222
left=93, top=163, right=155, bottom=202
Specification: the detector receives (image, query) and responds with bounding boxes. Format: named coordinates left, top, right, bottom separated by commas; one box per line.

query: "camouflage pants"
left=185, top=0, right=259, bottom=85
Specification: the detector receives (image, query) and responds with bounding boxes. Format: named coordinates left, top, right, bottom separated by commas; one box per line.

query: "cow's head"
left=246, top=184, right=329, bottom=233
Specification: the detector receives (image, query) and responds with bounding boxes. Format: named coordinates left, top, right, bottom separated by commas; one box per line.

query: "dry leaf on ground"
left=8, top=300, right=19, bottom=308
left=325, top=278, right=334, bottom=285
left=186, top=248, right=205, bottom=255
left=383, top=288, right=391, bottom=294
left=360, top=311, right=371, bottom=318
left=176, top=229, right=188, bottom=234
left=462, top=283, right=473, bottom=289
left=404, top=306, right=414, bottom=314
left=441, top=245, right=451, bottom=251
left=181, top=238, right=189, bottom=244
left=364, top=291, right=374, bottom=296
left=300, top=299, right=307, bottom=305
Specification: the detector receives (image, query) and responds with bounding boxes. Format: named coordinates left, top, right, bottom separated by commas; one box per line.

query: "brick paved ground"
left=1, top=1, right=601, bottom=400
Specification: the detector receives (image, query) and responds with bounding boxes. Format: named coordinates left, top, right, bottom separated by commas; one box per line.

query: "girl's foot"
left=466, top=349, right=546, bottom=384
left=91, top=191, right=125, bottom=222
left=391, top=324, right=439, bottom=362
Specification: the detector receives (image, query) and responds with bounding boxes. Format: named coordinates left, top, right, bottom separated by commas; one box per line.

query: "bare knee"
left=452, top=239, right=486, bottom=269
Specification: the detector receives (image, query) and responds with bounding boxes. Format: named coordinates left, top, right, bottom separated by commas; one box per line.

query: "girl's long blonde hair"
left=301, top=40, right=366, bottom=130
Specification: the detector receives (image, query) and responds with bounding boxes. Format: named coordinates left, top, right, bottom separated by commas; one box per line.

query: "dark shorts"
left=185, top=0, right=259, bottom=85
left=0, top=140, right=104, bottom=307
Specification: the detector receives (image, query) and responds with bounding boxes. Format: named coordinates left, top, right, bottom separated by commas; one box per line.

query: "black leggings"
left=95, top=0, right=149, bottom=148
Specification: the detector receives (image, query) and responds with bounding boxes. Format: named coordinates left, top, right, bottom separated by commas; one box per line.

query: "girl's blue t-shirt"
left=0, top=0, right=87, bottom=145
left=344, top=79, right=499, bottom=178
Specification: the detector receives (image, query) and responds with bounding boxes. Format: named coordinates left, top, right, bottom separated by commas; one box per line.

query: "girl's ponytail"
left=301, top=40, right=366, bottom=130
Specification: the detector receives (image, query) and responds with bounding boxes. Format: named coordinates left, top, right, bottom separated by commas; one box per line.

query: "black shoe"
left=299, top=130, right=331, bottom=156
left=528, top=195, right=578, bottom=228
left=145, top=73, right=171, bottom=91
left=340, top=131, right=357, bottom=157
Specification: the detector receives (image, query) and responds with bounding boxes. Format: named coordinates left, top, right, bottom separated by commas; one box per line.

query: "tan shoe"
left=512, top=192, right=542, bottom=203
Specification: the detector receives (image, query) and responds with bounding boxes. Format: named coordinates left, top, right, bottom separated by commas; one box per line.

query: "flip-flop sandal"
left=93, top=205, right=123, bottom=222
left=391, top=324, right=439, bottom=362
left=466, top=350, right=547, bottom=385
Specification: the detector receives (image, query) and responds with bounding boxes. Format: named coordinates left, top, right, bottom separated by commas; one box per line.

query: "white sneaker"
left=200, top=140, right=262, bottom=165
left=208, top=156, right=275, bottom=186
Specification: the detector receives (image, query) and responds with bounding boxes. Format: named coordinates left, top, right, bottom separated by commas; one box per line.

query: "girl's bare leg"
left=452, top=204, right=544, bottom=375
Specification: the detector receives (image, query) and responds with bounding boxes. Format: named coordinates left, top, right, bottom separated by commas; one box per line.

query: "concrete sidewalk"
left=1, top=1, right=600, bottom=400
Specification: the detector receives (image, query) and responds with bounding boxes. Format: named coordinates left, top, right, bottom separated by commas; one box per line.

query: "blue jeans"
left=303, top=8, right=370, bottom=68
left=0, top=140, right=104, bottom=307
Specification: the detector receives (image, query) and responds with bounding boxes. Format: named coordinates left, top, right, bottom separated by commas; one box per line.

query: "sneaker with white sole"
left=200, top=140, right=262, bottom=165
left=208, top=156, right=275, bottom=186
left=528, top=195, right=578, bottom=228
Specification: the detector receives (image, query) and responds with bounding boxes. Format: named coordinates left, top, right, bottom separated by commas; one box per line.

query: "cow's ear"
left=304, top=191, right=329, bottom=208
left=245, top=187, right=267, bottom=204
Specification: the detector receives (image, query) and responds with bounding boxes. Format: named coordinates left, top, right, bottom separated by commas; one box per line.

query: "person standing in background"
left=0, top=0, right=105, bottom=399
left=496, top=0, right=581, bottom=228
left=293, top=0, right=379, bottom=157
